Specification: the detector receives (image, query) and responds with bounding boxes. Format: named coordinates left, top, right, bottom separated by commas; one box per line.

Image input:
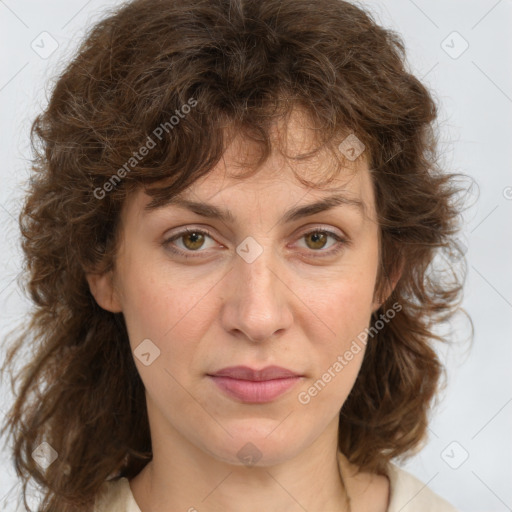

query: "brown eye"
left=181, top=231, right=206, bottom=251
left=295, top=229, right=349, bottom=257
left=163, top=227, right=348, bottom=260
left=304, top=231, right=329, bottom=250
left=163, top=228, right=218, bottom=257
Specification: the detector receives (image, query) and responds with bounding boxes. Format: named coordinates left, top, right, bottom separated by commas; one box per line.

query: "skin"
left=87, top=109, right=399, bottom=511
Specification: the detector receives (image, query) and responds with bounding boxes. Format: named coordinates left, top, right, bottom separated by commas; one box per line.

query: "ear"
left=371, top=260, right=403, bottom=313
left=86, top=270, right=122, bottom=313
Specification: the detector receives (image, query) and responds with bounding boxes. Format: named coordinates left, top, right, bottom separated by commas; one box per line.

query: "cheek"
left=335, top=276, right=376, bottom=333
left=300, top=264, right=377, bottom=398
left=304, top=232, right=379, bottom=325
left=118, top=273, right=173, bottom=343
left=304, top=265, right=378, bottom=344
left=117, top=258, right=218, bottom=369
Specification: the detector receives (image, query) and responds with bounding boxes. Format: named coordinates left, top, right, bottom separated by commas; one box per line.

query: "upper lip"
left=208, top=365, right=302, bottom=381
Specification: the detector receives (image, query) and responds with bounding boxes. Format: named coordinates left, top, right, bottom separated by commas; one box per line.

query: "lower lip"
left=208, top=376, right=302, bottom=403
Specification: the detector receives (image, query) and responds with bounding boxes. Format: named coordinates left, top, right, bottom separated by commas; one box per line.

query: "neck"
left=129, top=422, right=351, bottom=512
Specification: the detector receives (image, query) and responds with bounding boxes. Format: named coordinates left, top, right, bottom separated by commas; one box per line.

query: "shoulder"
left=94, top=477, right=141, bottom=512
left=337, top=451, right=458, bottom=512
left=385, top=462, right=459, bottom=512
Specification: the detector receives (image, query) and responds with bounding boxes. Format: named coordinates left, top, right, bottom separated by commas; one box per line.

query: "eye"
left=162, top=227, right=349, bottom=259
left=163, top=227, right=218, bottom=256
left=294, top=228, right=348, bottom=257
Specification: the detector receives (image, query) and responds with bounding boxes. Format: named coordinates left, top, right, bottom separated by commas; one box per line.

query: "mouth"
left=207, top=365, right=304, bottom=404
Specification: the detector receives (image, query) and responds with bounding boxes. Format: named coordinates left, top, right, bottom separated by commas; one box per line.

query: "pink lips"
left=207, top=365, right=303, bottom=403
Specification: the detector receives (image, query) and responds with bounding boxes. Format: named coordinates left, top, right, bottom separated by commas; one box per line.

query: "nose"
left=219, top=243, right=294, bottom=343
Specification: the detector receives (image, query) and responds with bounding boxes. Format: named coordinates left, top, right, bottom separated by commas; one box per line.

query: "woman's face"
left=90, top=116, right=386, bottom=467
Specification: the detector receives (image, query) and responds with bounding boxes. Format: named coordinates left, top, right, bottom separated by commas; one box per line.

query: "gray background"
left=1, top=1, right=511, bottom=511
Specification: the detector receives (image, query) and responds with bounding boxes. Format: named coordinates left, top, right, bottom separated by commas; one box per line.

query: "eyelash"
left=162, top=227, right=349, bottom=259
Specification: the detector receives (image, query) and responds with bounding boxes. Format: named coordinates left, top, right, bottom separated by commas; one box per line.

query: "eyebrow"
left=147, top=193, right=366, bottom=224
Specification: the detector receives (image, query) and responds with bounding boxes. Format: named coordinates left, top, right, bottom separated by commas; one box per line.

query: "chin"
left=198, top=426, right=307, bottom=468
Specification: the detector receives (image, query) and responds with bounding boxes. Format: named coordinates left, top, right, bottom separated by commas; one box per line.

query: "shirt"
left=94, top=457, right=458, bottom=512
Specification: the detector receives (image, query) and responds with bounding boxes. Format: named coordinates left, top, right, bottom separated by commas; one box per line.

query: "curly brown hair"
left=1, top=0, right=473, bottom=510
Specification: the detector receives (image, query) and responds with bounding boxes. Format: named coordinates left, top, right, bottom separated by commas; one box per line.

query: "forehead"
left=133, top=170, right=376, bottom=237
left=130, top=110, right=376, bottom=222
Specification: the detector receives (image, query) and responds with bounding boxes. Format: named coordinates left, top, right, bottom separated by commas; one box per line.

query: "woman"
left=1, top=0, right=471, bottom=510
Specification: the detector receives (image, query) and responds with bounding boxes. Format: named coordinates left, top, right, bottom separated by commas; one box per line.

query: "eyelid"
left=294, top=224, right=347, bottom=240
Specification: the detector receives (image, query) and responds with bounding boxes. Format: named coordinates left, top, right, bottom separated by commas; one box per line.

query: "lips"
left=207, top=365, right=304, bottom=403
left=210, top=365, right=301, bottom=381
